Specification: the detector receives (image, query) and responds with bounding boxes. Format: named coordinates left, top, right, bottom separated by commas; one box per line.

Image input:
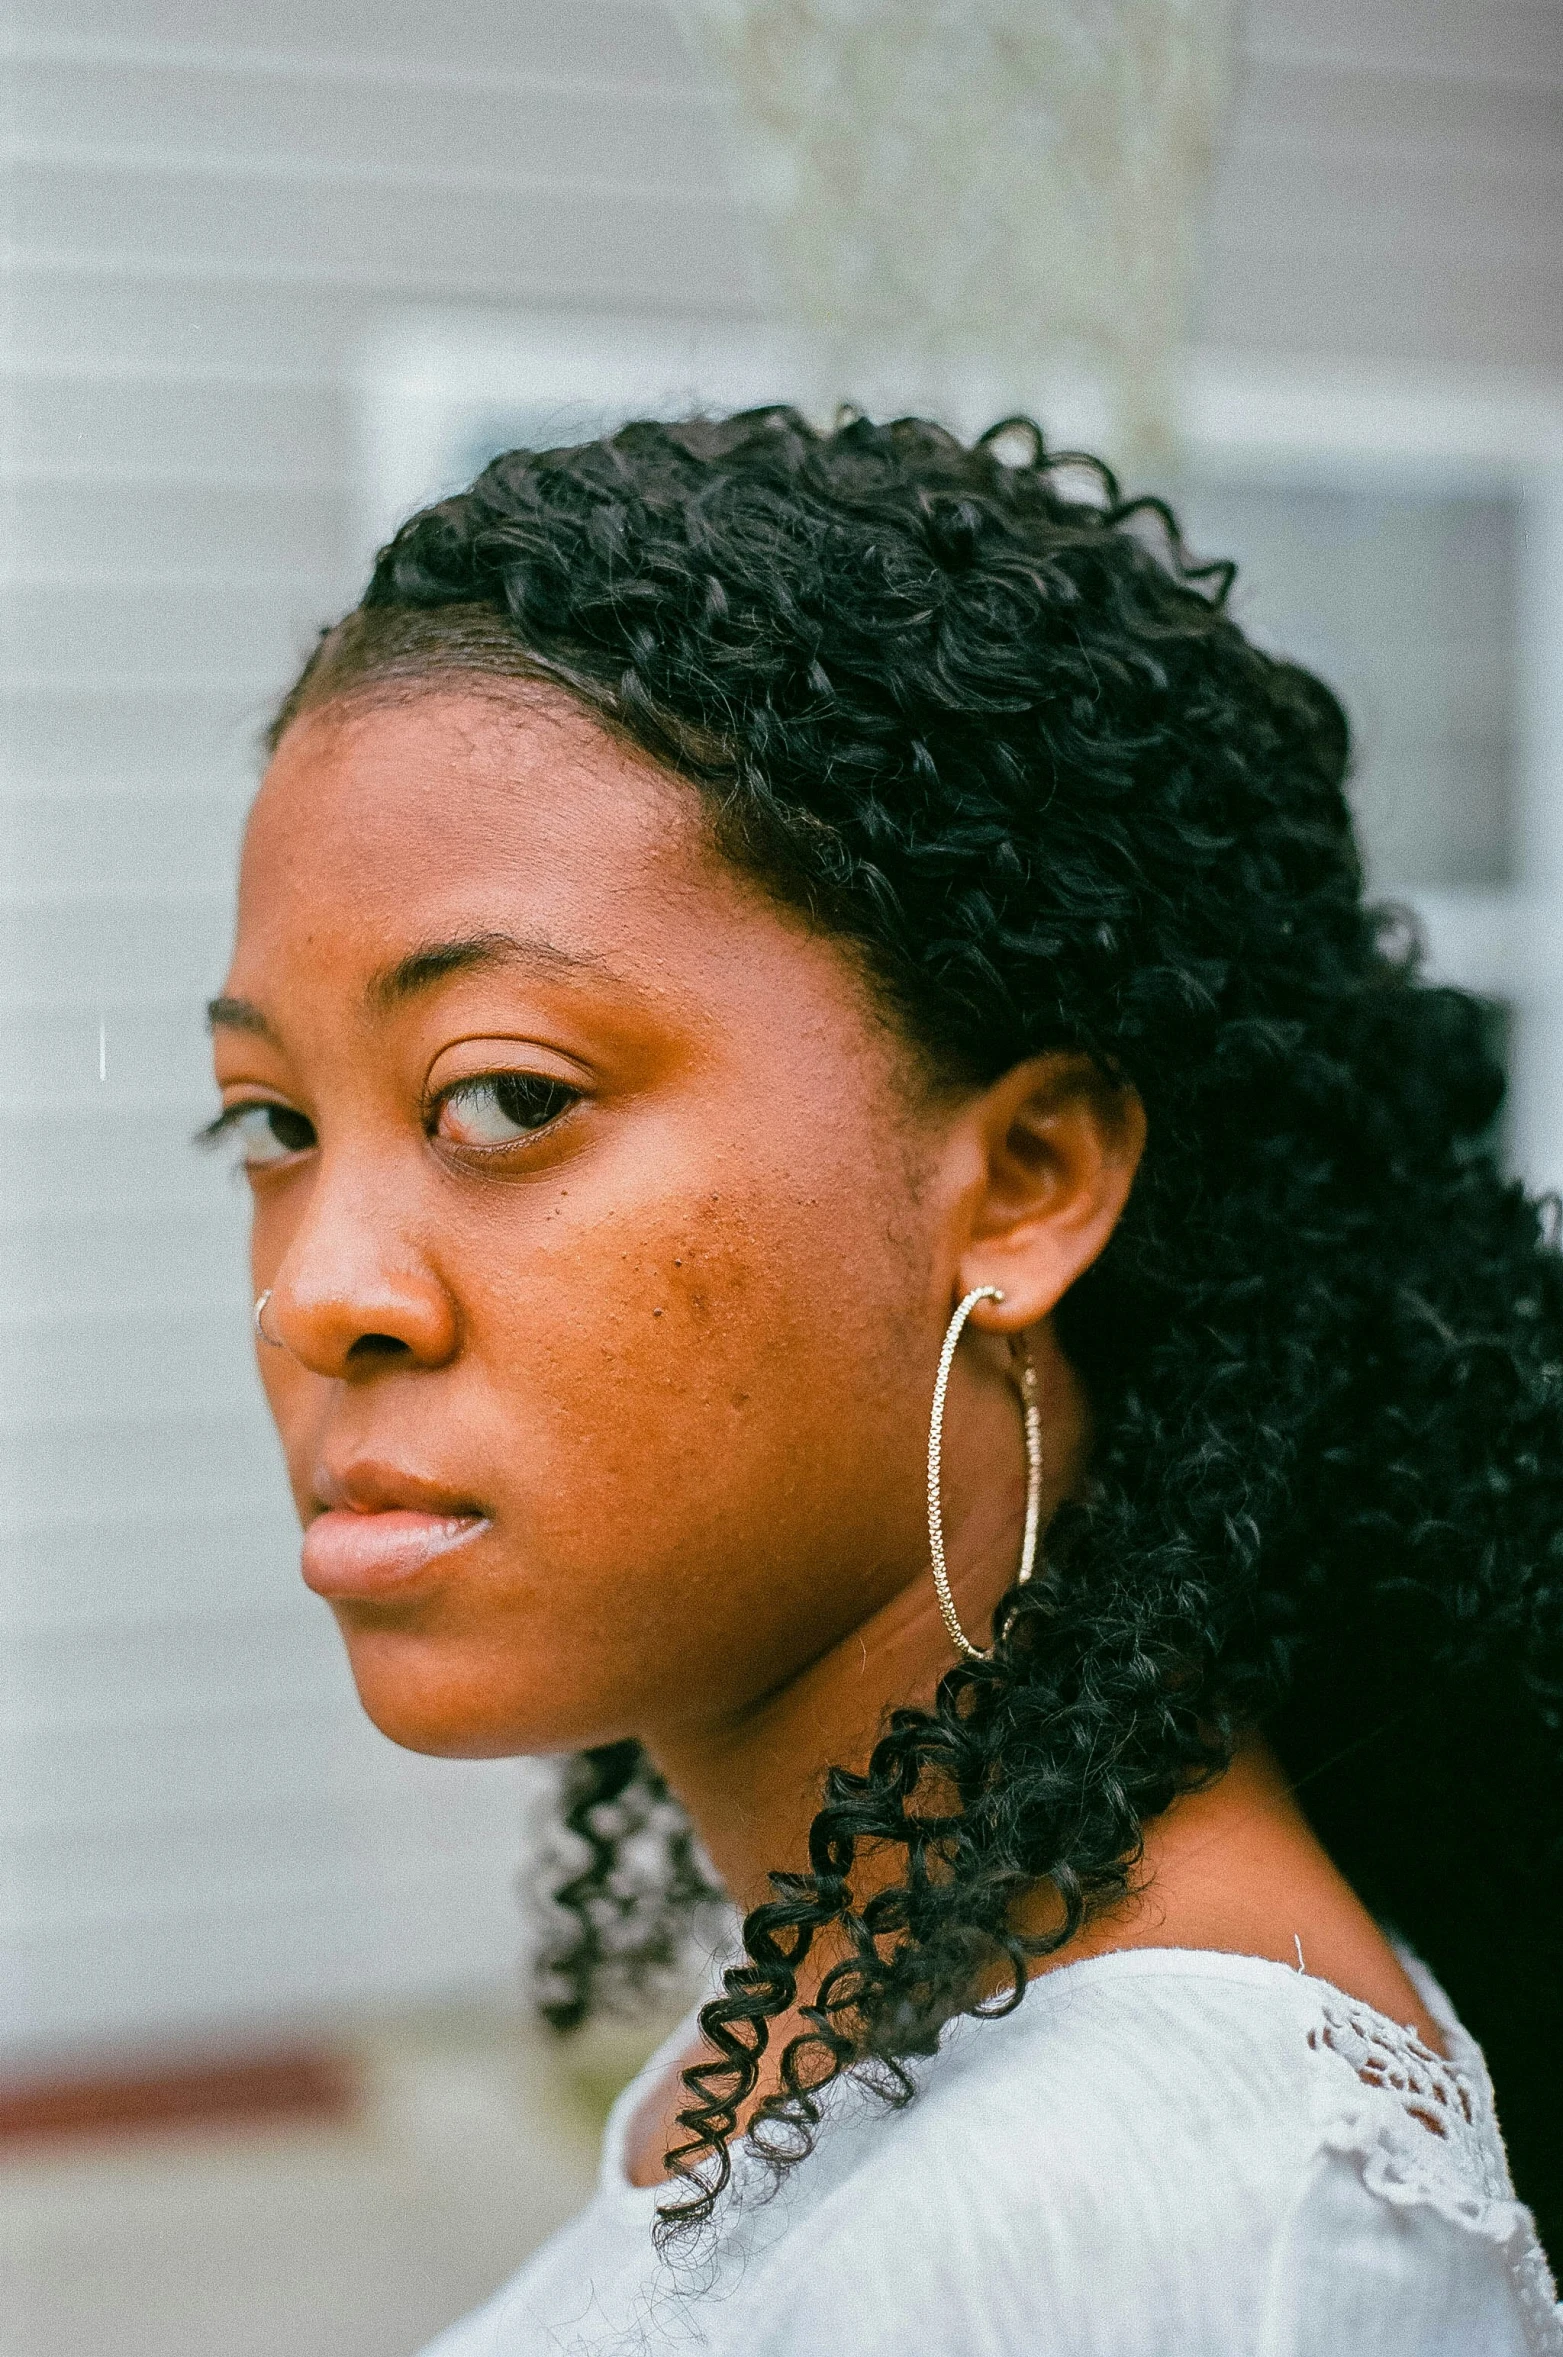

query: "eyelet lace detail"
left=1307, top=1992, right=1561, bottom=2347
left=1309, top=2001, right=1502, bottom=2210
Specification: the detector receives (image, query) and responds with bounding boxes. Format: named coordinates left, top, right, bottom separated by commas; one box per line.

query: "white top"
left=422, top=1948, right=1562, bottom=2357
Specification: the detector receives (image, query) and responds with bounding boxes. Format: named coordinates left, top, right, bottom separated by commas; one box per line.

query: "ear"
left=948, top=1054, right=1145, bottom=1331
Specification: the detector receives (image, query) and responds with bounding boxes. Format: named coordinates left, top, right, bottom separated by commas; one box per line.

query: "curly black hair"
left=274, top=408, right=1563, bottom=2255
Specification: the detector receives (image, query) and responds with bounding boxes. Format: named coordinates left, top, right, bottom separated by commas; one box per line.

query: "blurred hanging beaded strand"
left=675, top=0, right=1239, bottom=469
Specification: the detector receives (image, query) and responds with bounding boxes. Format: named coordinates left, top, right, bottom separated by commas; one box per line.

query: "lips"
left=302, top=1462, right=490, bottom=1597
left=302, top=1508, right=488, bottom=1596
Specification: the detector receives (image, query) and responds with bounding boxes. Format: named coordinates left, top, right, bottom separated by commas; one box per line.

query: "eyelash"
left=199, top=1074, right=580, bottom=1166
left=197, top=1101, right=315, bottom=1160
left=434, top=1073, right=580, bottom=1149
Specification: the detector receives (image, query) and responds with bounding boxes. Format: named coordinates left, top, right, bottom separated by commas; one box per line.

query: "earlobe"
left=954, top=1054, right=1145, bottom=1330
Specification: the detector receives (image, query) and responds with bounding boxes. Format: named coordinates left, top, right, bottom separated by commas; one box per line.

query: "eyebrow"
left=365, top=929, right=604, bottom=1014
left=207, top=994, right=281, bottom=1043
left=207, top=930, right=608, bottom=1046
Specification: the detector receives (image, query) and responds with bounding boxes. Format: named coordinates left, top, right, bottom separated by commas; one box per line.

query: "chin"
left=339, top=1630, right=583, bottom=1761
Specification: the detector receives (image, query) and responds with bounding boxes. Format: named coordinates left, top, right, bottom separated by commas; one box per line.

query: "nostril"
left=346, top=1332, right=411, bottom=1361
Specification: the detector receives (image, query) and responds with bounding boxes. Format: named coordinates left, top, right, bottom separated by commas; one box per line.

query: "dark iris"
left=266, top=1105, right=315, bottom=1152
left=491, top=1074, right=576, bottom=1130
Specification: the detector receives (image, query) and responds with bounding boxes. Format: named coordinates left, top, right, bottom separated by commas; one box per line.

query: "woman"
left=209, top=411, right=1563, bottom=2353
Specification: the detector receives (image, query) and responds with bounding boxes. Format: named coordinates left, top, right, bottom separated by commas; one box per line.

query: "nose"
left=257, top=1155, right=458, bottom=1378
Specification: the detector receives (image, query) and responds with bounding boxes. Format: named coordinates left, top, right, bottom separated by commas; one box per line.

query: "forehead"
left=229, top=685, right=897, bottom=1066
left=240, top=686, right=706, bottom=953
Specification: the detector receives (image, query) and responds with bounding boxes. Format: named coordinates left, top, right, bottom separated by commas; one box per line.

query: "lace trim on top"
left=1306, top=1988, right=1561, bottom=2346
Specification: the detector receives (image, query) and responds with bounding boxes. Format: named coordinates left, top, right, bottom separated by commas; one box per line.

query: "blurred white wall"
left=1, top=0, right=1560, bottom=2073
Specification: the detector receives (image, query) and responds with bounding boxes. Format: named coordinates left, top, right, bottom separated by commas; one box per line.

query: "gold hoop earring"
left=926, top=1286, right=1043, bottom=1663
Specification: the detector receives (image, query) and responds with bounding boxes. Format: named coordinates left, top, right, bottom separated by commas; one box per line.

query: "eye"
left=204, top=1100, right=316, bottom=1168
left=434, top=1073, right=578, bottom=1148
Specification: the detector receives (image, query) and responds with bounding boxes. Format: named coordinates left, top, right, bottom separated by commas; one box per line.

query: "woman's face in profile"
left=212, top=685, right=962, bottom=1761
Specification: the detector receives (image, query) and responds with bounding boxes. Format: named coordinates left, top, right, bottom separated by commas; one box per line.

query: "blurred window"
left=1180, top=478, right=1519, bottom=894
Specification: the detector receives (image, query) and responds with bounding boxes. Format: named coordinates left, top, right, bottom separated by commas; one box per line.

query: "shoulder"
left=1260, top=1976, right=1562, bottom=2355
left=1261, top=2140, right=1559, bottom=2357
left=737, top=1952, right=1561, bottom=2357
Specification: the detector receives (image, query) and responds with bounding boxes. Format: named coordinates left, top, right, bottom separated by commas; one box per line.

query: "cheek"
left=519, top=1186, right=924, bottom=1626
left=353, top=1138, right=936, bottom=1757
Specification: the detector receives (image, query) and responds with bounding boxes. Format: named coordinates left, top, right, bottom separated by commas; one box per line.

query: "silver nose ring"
left=253, top=1289, right=284, bottom=1348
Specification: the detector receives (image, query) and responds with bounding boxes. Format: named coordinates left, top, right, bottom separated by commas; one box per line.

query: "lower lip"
left=301, top=1509, right=489, bottom=1597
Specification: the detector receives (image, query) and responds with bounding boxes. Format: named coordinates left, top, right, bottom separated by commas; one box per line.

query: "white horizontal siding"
left=0, top=482, right=354, bottom=577
left=8, top=64, right=727, bottom=188
left=3, top=1411, right=280, bottom=1520
left=1200, top=3, right=1563, bottom=370
left=1180, top=474, right=1520, bottom=894
left=4, top=1519, right=329, bottom=1637
left=1244, top=0, right=1563, bottom=85
left=2, top=273, right=461, bottom=377
left=0, top=891, right=246, bottom=1001
left=5, top=3, right=691, bottom=83
left=0, top=1213, right=253, bottom=1319
left=0, top=1110, right=246, bottom=1219
left=10, top=158, right=752, bottom=296
left=4, top=794, right=249, bottom=896
left=0, top=691, right=280, bottom=788
left=1232, top=55, right=1562, bottom=156
left=3, top=372, right=352, bottom=478
left=2, top=576, right=343, bottom=687
left=0, top=1846, right=547, bottom=2056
